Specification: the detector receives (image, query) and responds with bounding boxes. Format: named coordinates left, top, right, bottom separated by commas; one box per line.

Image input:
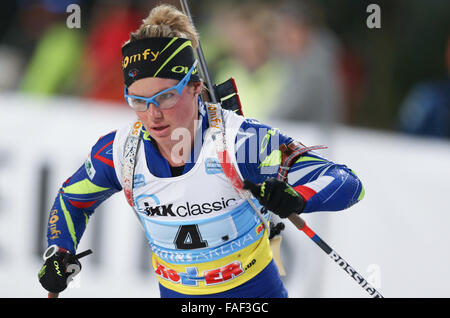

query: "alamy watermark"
left=366, top=4, right=381, bottom=29
left=366, top=263, right=382, bottom=289
left=66, top=4, right=81, bottom=29
left=166, top=120, right=282, bottom=175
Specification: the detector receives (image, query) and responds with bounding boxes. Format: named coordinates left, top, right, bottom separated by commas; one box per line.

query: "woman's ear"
left=192, top=81, right=203, bottom=96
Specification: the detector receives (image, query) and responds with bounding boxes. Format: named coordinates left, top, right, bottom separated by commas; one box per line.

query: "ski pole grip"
left=288, top=213, right=306, bottom=230
left=75, top=249, right=93, bottom=260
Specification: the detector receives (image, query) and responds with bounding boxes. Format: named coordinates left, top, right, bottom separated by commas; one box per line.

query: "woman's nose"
left=148, top=103, right=163, bottom=119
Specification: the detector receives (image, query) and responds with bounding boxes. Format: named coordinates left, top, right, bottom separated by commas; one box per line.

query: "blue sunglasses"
left=124, top=60, right=198, bottom=111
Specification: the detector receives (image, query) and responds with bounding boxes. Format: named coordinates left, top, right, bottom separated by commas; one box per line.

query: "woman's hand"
left=243, top=178, right=305, bottom=218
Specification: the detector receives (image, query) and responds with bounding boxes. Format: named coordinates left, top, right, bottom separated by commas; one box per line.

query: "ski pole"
left=278, top=144, right=384, bottom=298
left=179, top=0, right=217, bottom=103
left=287, top=214, right=383, bottom=298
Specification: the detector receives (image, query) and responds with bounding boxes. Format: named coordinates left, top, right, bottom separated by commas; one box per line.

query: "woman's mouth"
left=150, top=125, right=170, bottom=136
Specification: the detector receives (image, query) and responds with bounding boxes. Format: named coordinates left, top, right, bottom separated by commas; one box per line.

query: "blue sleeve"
left=47, top=131, right=122, bottom=253
left=234, top=118, right=364, bottom=213
left=235, top=118, right=293, bottom=183
left=286, top=152, right=364, bottom=213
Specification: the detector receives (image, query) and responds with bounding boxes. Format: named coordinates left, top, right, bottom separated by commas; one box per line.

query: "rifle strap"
left=278, top=142, right=328, bottom=183
left=122, top=120, right=143, bottom=207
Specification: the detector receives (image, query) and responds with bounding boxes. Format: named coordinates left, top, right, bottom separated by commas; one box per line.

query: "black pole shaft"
left=308, top=229, right=383, bottom=298
left=179, top=0, right=218, bottom=103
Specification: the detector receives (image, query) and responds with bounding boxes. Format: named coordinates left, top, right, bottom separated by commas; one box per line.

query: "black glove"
left=269, top=221, right=285, bottom=240
left=38, top=245, right=83, bottom=293
left=243, top=178, right=305, bottom=218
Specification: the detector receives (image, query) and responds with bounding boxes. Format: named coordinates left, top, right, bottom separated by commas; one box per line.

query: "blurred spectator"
left=210, top=2, right=284, bottom=120
left=19, top=25, right=83, bottom=96
left=338, top=46, right=365, bottom=126
left=267, top=0, right=345, bottom=127
left=17, top=0, right=84, bottom=96
left=0, top=45, right=25, bottom=92
left=0, top=2, right=23, bottom=91
left=397, top=34, right=450, bottom=139
left=78, top=1, right=141, bottom=103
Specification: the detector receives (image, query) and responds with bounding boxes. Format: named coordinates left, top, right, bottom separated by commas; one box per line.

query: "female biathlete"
left=37, top=4, right=364, bottom=298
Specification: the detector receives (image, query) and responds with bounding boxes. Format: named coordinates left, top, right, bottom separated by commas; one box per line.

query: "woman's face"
left=128, top=77, right=202, bottom=148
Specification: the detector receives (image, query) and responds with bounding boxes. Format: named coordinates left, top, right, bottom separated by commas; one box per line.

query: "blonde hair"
left=128, top=4, right=199, bottom=49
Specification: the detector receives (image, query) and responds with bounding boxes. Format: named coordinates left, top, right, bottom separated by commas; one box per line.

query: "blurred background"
left=0, top=0, right=449, bottom=298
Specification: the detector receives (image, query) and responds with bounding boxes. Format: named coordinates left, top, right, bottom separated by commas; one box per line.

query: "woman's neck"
left=157, top=141, right=190, bottom=167
left=155, top=125, right=197, bottom=167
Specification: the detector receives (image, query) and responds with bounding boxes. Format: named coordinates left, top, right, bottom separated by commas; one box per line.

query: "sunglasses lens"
left=154, top=89, right=181, bottom=109
left=126, top=96, right=148, bottom=112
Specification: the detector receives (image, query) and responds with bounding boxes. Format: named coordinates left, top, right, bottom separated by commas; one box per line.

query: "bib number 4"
left=174, top=225, right=208, bottom=249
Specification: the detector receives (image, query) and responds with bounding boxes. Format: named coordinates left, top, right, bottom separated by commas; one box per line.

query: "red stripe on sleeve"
left=93, top=140, right=114, bottom=168
left=293, top=185, right=317, bottom=201
left=68, top=200, right=97, bottom=209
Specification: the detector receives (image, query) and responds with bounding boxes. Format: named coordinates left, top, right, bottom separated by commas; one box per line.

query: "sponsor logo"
left=329, top=251, right=383, bottom=298
left=131, top=121, right=142, bottom=136
left=128, top=68, right=138, bottom=79
left=154, top=261, right=244, bottom=286
left=122, top=49, right=160, bottom=69
left=255, top=223, right=265, bottom=235
left=155, top=262, right=199, bottom=286
left=53, top=260, right=62, bottom=277
left=133, top=174, right=145, bottom=188
left=171, top=65, right=198, bottom=75
left=49, top=209, right=61, bottom=240
left=139, top=197, right=237, bottom=218
left=84, top=154, right=96, bottom=179
left=206, top=104, right=222, bottom=129
left=204, top=157, right=223, bottom=174
left=134, top=194, right=160, bottom=211
left=204, top=261, right=244, bottom=285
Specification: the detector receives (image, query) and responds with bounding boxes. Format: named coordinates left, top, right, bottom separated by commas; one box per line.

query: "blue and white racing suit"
left=46, top=102, right=364, bottom=297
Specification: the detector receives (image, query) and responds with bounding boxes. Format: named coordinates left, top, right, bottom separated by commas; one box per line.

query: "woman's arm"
left=282, top=152, right=364, bottom=213
left=47, top=131, right=122, bottom=253
left=235, top=119, right=364, bottom=214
